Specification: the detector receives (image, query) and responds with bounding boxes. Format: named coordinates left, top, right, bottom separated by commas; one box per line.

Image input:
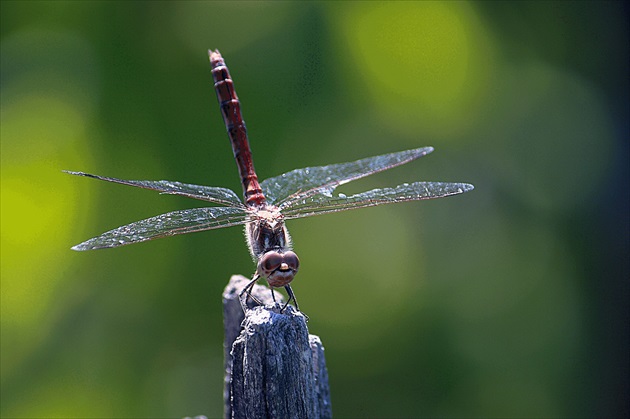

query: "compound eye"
left=283, top=251, right=299, bottom=271
left=261, top=252, right=283, bottom=274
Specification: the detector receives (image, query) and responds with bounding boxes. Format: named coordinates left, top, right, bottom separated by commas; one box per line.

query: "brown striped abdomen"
left=209, top=50, right=265, bottom=207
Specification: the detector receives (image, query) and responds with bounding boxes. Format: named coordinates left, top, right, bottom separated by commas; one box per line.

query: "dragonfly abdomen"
left=209, top=50, right=265, bottom=207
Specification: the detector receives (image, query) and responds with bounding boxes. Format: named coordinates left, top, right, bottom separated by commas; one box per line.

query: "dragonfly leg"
left=239, top=274, right=262, bottom=311
left=282, top=285, right=308, bottom=320
left=282, top=285, right=297, bottom=311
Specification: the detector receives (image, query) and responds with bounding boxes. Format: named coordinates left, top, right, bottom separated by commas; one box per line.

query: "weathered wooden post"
left=222, top=275, right=332, bottom=419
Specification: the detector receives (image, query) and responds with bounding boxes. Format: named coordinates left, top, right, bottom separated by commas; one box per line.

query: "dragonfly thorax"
left=245, top=205, right=292, bottom=259
left=245, top=205, right=298, bottom=287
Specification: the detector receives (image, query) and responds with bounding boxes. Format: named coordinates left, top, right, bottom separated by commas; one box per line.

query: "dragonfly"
left=66, top=50, right=474, bottom=312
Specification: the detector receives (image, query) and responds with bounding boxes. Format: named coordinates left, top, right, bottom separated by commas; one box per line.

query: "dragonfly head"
left=258, top=250, right=299, bottom=288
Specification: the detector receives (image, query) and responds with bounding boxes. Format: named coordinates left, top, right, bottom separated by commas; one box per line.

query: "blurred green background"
left=2, top=1, right=628, bottom=418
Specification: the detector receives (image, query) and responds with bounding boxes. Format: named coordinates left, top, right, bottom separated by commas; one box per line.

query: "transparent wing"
left=281, top=181, right=474, bottom=220
left=64, top=171, right=244, bottom=207
left=260, top=147, right=434, bottom=206
left=72, top=206, right=248, bottom=251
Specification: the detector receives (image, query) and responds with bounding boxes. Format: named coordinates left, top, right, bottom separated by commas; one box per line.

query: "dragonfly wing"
left=281, top=181, right=474, bottom=219
left=260, top=147, right=434, bottom=205
left=72, top=206, right=248, bottom=251
left=64, top=171, right=244, bottom=207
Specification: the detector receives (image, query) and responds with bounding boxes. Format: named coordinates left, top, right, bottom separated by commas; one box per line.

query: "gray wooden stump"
left=223, top=275, right=332, bottom=419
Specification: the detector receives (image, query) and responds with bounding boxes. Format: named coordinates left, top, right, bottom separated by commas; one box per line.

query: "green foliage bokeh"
left=1, top=1, right=628, bottom=418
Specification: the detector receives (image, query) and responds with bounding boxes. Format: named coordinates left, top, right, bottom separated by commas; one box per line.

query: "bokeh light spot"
left=332, top=2, right=495, bottom=138
left=1, top=28, right=97, bottom=378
